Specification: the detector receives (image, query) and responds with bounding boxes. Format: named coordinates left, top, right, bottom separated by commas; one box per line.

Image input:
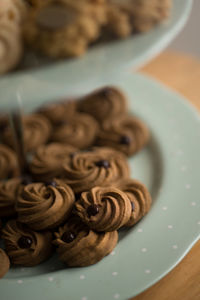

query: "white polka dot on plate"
left=198, top=221, right=200, bottom=225
left=185, top=184, right=191, bottom=189
left=137, top=228, right=143, bottom=233
left=81, top=297, right=87, bottom=300
left=168, top=225, right=173, bottom=229
left=112, top=272, right=118, bottom=276
left=80, top=275, right=85, bottom=280
left=177, top=150, right=184, bottom=155
left=113, top=293, right=120, bottom=299
left=162, top=206, right=168, bottom=211
left=181, top=165, right=187, bottom=171
left=145, top=269, right=151, bottom=274
left=17, top=280, right=23, bottom=284
left=110, top=251, right=115, bottom=256
left=172, top=245, right=178, bottom=249
left=191, top=202, right=196, bottom=206
left=141, top=248, right=147, bottom=252
left=48, top=277, right=54, bottom=282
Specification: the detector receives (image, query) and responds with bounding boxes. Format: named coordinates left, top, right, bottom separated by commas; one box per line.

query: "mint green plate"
left=1, top=73, right=200, bottom=300
left=0, top=0, right=192, bottom=111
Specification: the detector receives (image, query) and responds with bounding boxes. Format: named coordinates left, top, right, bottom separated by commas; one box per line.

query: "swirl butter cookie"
left=23, top=0, right=105, bottom=58
left=75, top=186, right=132, bottom=231
left=0, top=144, right=19, bottom=180
left=0, top=178, right=21, bottom=217
left=37, top=100, right=77, bottom=126
left=0, top=20, right=23, bottom=75
left=16, top=179, right=75, bottom=230
left=2, top=220, right=53, bottom=266
left=77, top=86, right=128, bottom=123
left=51, top=113, right=99, bottom=149
left=30, top=143, right=77, bottom=181
left=53, top=217, right=118, bottom=267
left=63, top=147, right=130, bottom=193
left=0, top=0, right=27, bottom=25
left=2, top=114, right=51, bottom=153
left=96, top=115, right=150, bottom=156
left=0, top=248, right=10, bottom=279
left=115, top=179, right=152, bottom=226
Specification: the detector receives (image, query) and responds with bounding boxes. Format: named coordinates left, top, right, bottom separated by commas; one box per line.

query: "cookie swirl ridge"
left=51, top=113, right=99, bottom=149
left=16, top=179, right=75, bottom=230
left=115, top=179, right=152, bottom=226
left=30, top=143, right=77, bottom=181
left=0, top=144, right=19, bottom=180
left=75, top=186, right=132, bottom=231
left=0, top=248, right=10, bottom=278
left=96, top=115, right=150, bottom=156
left=3, top=114, right=51, bottom=153
left=77, top=86, right=128, bottom=122
left=0, top=178, right=21, bottom=217
left=2, top=220, right=53, bottom=266
left=53, top=217, right=118, bottom=267
left=63, top=147, right=130, bottom=193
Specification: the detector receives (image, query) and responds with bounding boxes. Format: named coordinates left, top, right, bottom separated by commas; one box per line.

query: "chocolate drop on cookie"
left=100, top=87, right=113, bottom=98
left=95, top=160, right=110, bottom=169
left=62, top=231, right=76, bottom=243
left=120, top=135, right=131, bottom=145
left=37, top=4, right=73, bottom=30
left=45, top=181, right=57, bottom=188
left=18, top=236, right=33, bottom=249
left=131, top=201, right=135, bottom=212
left=87, top=204, right=99, bottom=217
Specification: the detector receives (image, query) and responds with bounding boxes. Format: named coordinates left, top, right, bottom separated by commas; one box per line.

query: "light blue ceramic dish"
left=1, top=73, right=200, bottom=300
left=0, top=0, right=192, bottom=111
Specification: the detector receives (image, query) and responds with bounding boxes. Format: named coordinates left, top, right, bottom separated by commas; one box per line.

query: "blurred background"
left=168, top=0, right=199, bottom=57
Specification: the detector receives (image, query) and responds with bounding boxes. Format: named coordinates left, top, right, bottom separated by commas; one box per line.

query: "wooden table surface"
left=129, top=51, right=200, bottom=300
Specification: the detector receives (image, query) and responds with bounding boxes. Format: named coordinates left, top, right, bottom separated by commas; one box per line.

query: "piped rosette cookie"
left=115, top=179, right=152, bottom=226
left=75, top=186, right=132, bottom=231
left=29, top=143, right=77, bottom=182
left=77, top=86, right=128, bottom=123
left=0, top=144, right=19, bottom=180
left=96, top=115, right=150, bottom=156
left=23, top=0, right=106, bottom=58
left=0, top=248, right=10, bottom=278
left=16, top=179, right=75, bottom=230
left=0, top=178, right=21, bottom=217
left=53, top=217, right=118, bottom=267
left=37, top=100, right=77, bottom=126
left=62, top=147, right=130, bottom=194
left=2, top=220, right=53, bottom=266
left=51, top=113, right=99, bottom=149
left=2, top=114, right=51, bottom=153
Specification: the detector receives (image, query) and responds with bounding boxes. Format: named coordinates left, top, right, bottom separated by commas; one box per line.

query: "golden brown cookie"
left=115, top=178, right=152, bottom=226
left=0, top=248, right=10, bottom=279
left=23, top=0, right=106, bottom=58
left=0, top=144, right=19, bottom=180
left=2, top=220, right=53, bottom=266
left=53, top=217, right=118, bottom=267
left=107, top=0, right=172, bottom=34
left=37, top=100, right=77, bottom=126
left=0, top=178, right=21, bottom=217
left=96, top=115, right=150, bottom=156
left=16, top=179, right=75, bottom=230
left=63, top=147, right=130, bottom=194
left=75, top=186, right=132, bottom=231
left=77, top=86, right=128, bottom=123
left=0, top=20, right=23, bottom=75
left=51, top=112, right=99, bottom=149
left=0, top=0, right=27, bottom=25
left=2, top=114, right=51, bottom=153
left=30, top=143, right=77, bottom=181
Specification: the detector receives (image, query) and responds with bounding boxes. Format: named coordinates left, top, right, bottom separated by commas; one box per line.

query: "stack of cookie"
left=0, top=0, right=172, bottom=74
left=0, top=86, right=152, bottom=277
